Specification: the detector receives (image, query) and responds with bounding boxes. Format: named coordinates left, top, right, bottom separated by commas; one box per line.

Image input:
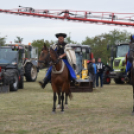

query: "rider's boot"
left=71, top=78, right=77, bottom=84
left=38, top=77, right=50, bottom=89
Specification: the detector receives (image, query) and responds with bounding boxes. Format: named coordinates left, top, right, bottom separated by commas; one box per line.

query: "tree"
left=14, top=36, right=23, bottom=43
left=81, top=29, right=132, bottom=64
left=32, top=39, right=55, bottom=56
left=0, top=37, right=6, bottom=46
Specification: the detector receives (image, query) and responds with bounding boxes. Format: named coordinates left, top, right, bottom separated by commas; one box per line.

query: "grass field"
left=0, top=69, right=134, bottom=134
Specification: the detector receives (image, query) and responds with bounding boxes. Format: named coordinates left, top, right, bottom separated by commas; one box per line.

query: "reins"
left=50, top=58, right=61, bottom=65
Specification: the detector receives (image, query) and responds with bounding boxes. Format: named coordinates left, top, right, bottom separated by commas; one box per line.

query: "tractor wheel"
left=19, top=76, right=24, bottom=89
left=10, top=73, right=19, bottom=91
left=103, top=69, right=111, bottom=84
left=104, top=77, right=111, bottom=84
left=114, top=78, right=124, bottom=84
left=25, top=64, right=37, bottom=82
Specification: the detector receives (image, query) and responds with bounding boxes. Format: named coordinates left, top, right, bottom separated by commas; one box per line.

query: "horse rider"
left=125, top=35, right=134, bottom=80
left=39, top=33, right=77, bottom=88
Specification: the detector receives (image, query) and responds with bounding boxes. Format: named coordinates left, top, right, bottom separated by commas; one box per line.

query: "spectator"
left=96, top=58, right=104, bottom=88
left=88, top=58, right=97, bottom=89
left=92, top=58, right=97, bottom=88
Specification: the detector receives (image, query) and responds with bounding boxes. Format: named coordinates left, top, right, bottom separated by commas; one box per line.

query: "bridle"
left=38, top=50, right=61, bottom=66
left=39, top=47, right=64, bottom=74
left=50, top=58, right=61, bottom=65
left=38, top=54, right=49, bottom=64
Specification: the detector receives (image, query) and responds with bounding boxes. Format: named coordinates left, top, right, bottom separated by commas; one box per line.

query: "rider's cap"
left=55, top=33, right=67, bottom=38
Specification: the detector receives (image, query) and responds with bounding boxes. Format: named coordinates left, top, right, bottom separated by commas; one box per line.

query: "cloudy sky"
left=0, top=0, right=134, bottom=44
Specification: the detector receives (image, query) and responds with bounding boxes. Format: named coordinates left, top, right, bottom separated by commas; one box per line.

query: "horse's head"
left=50, top=48, right=58, bottom=63
left=128, top=35, right=134, bottom=63
left=38, top=43, right=50, bottom=69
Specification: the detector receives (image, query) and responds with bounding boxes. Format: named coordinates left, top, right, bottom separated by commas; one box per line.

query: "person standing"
left=92, top=58, right=97, bottom=88
left=96, top=58, right=104, bottom=88
left=88, top=58, right=97, bottom=89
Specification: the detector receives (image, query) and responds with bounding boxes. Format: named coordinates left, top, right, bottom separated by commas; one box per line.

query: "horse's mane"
left=50, top=47, right=58, bottom=58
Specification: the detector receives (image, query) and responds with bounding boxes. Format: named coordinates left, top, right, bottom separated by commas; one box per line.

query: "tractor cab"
left=115, top=44, right=129, bottom=58
left=0, top=45, right=23, bottom=69
left=0, top=45, right=24, bottom=92
left=6, top=44, right=39, bottom=82
left=70, top=44, right=94, bottom=92
left=107, top=43, right=129, bottom=84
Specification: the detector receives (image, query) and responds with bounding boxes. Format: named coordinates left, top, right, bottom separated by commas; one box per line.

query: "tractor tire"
left=103, top=69, right=111, bottom=84
left=103, top=77, right=111, bottom=84
left=25, top=64, right=37, bottom=82
left=114, top=78, right=124, bottom=84
left=19, top=76, right=24, bottom=89
left=10, top=73, right=19, bottom=91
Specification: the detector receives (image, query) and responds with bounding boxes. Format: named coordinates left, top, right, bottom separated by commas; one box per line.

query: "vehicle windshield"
left=0, top=49, right=18, bottom=64
left=116, top=45, right=129, bottom=57
left=31, top=47, right=38, bottom=58
left=75, top=52, right=82, bottom=75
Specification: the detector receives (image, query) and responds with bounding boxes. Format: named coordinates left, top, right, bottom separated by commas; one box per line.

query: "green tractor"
left=106, top=43, right=129, bottom=84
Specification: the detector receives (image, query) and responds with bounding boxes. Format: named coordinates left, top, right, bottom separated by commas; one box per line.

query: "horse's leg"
left=65, top=93, right=68, bottom=109
left=57, top=92, right=61, bottom=109
left=52, top=92, right=57, bottom=113
left=65, top=83, right=71, bottom=109
left=61, top=92, right=64, bottom=112
left=65, top=93, right=68, bottom=105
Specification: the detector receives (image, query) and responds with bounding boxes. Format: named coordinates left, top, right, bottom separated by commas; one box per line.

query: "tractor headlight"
left=12, top=62, right=17, bottom=65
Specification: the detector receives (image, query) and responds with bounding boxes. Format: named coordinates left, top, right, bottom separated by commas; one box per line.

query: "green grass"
left=0, top=69, right=134, bottom=134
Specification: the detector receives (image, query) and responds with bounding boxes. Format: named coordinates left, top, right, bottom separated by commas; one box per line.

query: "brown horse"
left=127, top=35, right=134, bottom=114
left=38, top=44, right=72, bottom=112
left=38, top=45, right=50, bottom=69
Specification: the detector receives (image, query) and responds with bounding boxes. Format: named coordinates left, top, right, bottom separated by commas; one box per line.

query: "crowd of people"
left=88, top=58, right=104, bottom=89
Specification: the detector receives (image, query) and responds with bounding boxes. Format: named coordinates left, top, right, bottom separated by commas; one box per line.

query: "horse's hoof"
left=57, top=104, right=61, bottom=109
left=64, top=104, right=68, bottom=109
left=52, top=111, right=56, bottom=114
left=61, top=111, right=64, bottom=114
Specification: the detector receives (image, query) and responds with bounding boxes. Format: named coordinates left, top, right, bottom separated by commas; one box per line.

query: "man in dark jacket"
left=96, top=58, right=104, bottom=88
left=88, top=58, right=97, bottom=89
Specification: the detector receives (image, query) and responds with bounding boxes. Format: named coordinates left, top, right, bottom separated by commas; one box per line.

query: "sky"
left=0, top=0, right=134, bottom=44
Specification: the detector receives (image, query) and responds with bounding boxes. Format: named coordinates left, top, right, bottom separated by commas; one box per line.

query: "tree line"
left=0, top=29, right=132, bottom=64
